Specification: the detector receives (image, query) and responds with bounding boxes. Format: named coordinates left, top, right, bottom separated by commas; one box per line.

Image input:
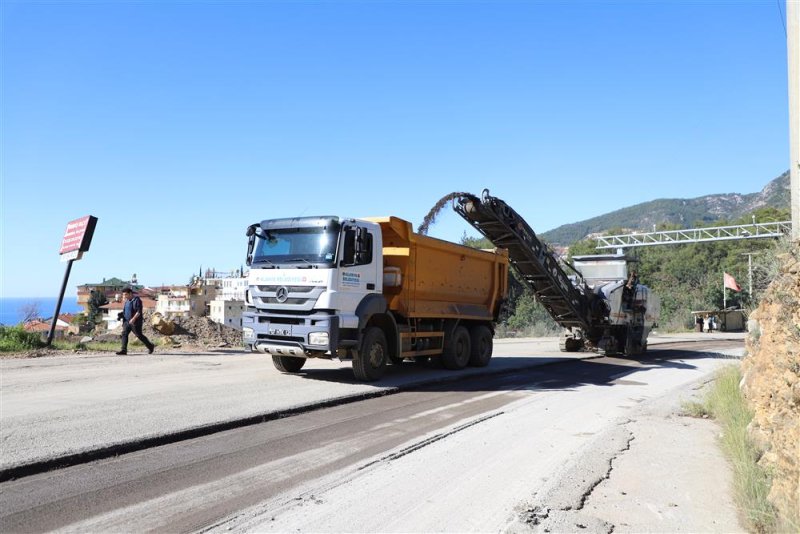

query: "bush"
left=0, top=325, right=46, bottom=352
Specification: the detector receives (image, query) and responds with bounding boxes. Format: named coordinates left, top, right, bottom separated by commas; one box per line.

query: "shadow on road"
left=273, top=342, right=742, bottom=392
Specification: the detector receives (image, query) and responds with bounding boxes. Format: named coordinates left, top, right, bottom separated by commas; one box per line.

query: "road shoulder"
left=510, top=371, right=745, bottom=533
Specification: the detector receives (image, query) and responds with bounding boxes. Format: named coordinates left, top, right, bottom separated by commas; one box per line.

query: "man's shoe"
left=115, top=350, right=127, bottom=355
left=148, top=345, right=155, bottom=354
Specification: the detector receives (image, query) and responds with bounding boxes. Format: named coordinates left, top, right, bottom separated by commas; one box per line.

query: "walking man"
left=117, top=287, right=155, bottom=355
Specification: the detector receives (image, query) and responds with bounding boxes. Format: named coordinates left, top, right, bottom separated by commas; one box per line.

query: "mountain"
left=540, top=170, right=790, bottom=246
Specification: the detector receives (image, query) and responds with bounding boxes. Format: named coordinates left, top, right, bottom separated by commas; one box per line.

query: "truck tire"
left=442, top=326, right=471, bottom=370
left=272, top=355, right=306, bottom=373
left=560, top=336, right=583, bottom=352
left=468, top=325, right=493, bottom=367
left=353, top=327, right=387, bottom=381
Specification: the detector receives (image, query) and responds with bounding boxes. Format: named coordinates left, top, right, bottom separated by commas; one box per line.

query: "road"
left=0, top=335, right=744, bottom=533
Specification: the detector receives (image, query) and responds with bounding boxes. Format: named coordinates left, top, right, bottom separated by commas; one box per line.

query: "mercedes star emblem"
left=275, top=286, right=289, bottom=303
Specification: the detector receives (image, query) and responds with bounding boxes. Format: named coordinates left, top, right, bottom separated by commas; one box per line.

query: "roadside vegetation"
left=686, top=365, right=789, bottom=533
left=0, top=325, right=46, bottom=352
left=0, top=326, right=151, bottom=354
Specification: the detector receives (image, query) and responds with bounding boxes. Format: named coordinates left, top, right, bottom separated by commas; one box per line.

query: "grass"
left=0, top=326, right=149, bottom=353
left=681, top=398, right=710, bottom=418
left=0, top=325, right=46, bottom=352
left=695, top=365, right=781, bottom=533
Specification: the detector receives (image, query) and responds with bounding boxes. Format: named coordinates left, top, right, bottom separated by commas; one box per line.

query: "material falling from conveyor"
left=417, top=192, right=471, bottom=235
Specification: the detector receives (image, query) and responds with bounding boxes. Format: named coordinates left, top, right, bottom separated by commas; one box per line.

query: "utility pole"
left=789, top=0, right=799, bottom=241
left=741, top=252, right=757, bottom=301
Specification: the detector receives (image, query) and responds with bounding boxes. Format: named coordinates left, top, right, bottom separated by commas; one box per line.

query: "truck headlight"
left=243, top=327, right=255, bottom=340
left=309, top=332, right=328, bottom=346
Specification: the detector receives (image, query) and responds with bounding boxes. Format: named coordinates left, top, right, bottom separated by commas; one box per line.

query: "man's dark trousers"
left=121, top=320, right=154, bottom=352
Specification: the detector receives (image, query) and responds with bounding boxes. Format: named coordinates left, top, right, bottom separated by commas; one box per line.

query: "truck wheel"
left=353, top=327, right=387, bottom=381
left=560, top=336, right=583, bottom=352
left=468, top=325, right=493, bottom=367
left=272, top=355, right=306, bottom=373
left=442, top=326, right=471, bottom=370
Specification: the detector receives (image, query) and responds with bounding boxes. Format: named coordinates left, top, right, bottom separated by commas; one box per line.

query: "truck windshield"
left=253, top=227, right=338, bottom=267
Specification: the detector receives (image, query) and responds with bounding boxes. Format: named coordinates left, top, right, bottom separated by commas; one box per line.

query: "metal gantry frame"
left=595, top=221, right=792, bottom=250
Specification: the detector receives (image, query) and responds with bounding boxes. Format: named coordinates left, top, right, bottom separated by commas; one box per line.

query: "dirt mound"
left=106, top=312, right=243, bottom=349
left=741, top=242, right=800, bottom=524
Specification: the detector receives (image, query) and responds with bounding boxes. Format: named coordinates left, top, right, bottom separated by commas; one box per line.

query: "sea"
left=0, top=297, right=82, bottom=326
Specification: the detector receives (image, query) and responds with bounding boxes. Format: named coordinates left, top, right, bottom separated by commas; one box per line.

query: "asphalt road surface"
left=0, top=338, right=742, bottom=533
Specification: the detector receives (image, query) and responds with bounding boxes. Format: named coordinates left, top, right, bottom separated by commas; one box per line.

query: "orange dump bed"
left=364, top=217, right=509, bottom=321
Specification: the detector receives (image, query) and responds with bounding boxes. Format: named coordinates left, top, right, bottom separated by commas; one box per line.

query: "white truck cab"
left=242, top=216, right=383, bottom=361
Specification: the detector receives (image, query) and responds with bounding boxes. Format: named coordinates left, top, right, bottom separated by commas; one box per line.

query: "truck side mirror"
left=355, top=227, right=367, bottom=253
left=355, top=228, right=372, bottom=265
left=246, top=225, right=257, bottom=266
left=340, top=228, right=357, bottom=266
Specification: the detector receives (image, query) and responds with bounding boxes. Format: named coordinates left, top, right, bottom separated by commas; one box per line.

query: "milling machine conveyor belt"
left=454, top=190, right=594, bottom=331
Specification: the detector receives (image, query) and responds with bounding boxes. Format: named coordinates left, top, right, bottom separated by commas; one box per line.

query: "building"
left=23, top=319, right=68, bottom=338
left=209, top=299, right=245, bottom=330
left=206, top=271, right=247, bottom=329
left=155, top=286, right=191, bottom=318
left=690, top=309, right=747, bottom=332
left=188, top=277, right=219, bottom=317
left=77, top=276, right=140, bottom=313
left=218, top=277, right=247, bottom=301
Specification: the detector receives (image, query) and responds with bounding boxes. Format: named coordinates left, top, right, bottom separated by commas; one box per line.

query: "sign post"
left=47, top=216, right=98, bottom=346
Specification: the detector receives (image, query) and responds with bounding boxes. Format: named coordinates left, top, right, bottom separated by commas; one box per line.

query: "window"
left=341, top=227, right=373, bottom=266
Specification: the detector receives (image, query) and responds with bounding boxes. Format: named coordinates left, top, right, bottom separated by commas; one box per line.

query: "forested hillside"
left=541, top=170, right=790, bottom=245
left=567, top=207, right=791, bottom=330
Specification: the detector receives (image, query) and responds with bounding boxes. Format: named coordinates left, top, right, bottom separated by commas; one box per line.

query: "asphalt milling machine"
left=454, top=189, right=660, bottom=356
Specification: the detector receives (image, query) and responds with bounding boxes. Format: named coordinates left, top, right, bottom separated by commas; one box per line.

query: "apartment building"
left=155, top=286, right=191, bottom=318
left=76, top=276, right=139, bottom=313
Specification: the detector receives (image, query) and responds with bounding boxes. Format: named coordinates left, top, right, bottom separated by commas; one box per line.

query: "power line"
left=777, top=0, right=788, bottom=37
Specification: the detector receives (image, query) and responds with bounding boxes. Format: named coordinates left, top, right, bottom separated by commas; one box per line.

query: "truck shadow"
left=282, top=346, right=740, bottom=391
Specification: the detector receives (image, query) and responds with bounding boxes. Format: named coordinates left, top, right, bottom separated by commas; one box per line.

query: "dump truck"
left=453, top=190, right=660, bottom=356
left=242, top=215, right=509, bottom=381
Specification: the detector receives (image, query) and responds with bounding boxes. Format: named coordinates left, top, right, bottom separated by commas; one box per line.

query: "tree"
left=87, top=290, right=109, bottom=326
left=506, top=291, right=559, bottom=334
left=18, top=301, right=41, bottom=324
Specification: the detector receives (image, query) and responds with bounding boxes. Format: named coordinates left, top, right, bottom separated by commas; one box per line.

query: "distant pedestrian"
left=117, top=287, right=155, bottom=355
left=703, top=315, right=710, bottom=333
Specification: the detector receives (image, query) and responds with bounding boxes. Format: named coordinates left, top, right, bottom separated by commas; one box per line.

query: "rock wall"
left=741, top=242, right=800, bottom=524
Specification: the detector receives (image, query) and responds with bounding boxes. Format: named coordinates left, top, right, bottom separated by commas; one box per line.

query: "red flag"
left=724, top=272, right=741, bottom=292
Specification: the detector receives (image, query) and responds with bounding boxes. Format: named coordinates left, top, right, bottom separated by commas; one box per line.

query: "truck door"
left=336, top=223, right=381, bottom=321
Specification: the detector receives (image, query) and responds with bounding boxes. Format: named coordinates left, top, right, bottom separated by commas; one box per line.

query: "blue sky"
left=2, top=1, right=790, bottom=298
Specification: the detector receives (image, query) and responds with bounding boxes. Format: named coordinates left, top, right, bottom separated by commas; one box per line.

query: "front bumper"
left=242, top=310, right=339, bottom=357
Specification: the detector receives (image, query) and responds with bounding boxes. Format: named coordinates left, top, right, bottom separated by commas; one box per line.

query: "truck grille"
left=250, top=285, right=326, bottom=311
left=258, top=297, right=306, bottom=305
left=257, top=285, right=315, bottom=293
